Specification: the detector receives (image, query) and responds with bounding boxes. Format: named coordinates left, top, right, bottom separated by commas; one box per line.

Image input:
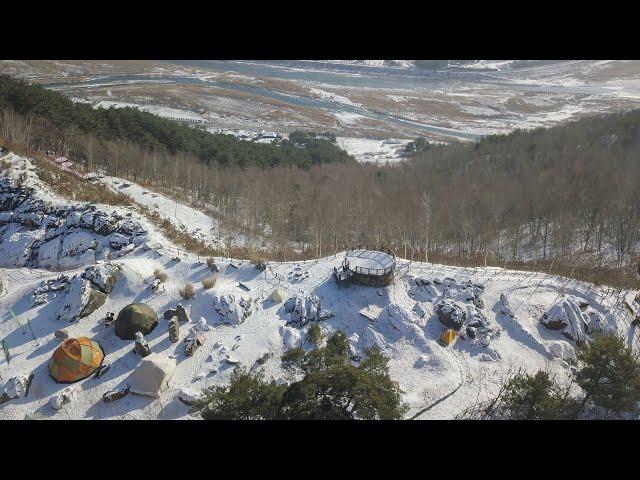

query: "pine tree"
left=573, top=334, right=640, bottom=418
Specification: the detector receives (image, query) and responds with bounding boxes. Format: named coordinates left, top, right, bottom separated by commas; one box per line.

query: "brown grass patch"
left=201, top=275, right=216, bottom=290
left=179, top=282, right=196, bottom=299
left=153, top=268, right=168, bottom=282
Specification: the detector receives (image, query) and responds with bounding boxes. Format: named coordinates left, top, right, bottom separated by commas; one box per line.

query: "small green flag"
left=2, top=339, right=9, bottom=365
left=26, top=318, right=37, bottom=342
left=9, top=308, right=22, bottom=328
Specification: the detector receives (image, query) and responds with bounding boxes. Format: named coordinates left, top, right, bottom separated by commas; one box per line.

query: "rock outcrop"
left=284, top=294, right=321, bottom=327
left=213, top=294, right=253, bottom=325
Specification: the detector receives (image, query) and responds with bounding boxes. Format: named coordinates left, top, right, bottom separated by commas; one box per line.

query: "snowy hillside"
left=0, top=152, right=637, bottom=420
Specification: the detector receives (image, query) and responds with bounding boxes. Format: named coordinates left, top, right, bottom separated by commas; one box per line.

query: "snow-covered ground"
left=97, top=176, right=231, bottom=251
left=92, top=101, right=205, bottom=123
left=1, top=152, right=638, bottom=420
left=337, top=137, right=412, bottom=164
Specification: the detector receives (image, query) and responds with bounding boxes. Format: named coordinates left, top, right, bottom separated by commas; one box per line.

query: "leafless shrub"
left=179, top=282, right=195, bottom=299
left=201, top=275, right=216, bottom=290
left=153, top=268, right=168, bottom=282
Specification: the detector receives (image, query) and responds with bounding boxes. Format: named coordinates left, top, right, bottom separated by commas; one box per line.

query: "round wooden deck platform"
left=335, top=249, right=396, bottom=287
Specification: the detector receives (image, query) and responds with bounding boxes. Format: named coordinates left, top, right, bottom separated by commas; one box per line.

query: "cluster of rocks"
left=284, top=294, right=331, bottom=327
left=288, top=266, right=310, bottom=283
left=423, top=277, right=499, bottom=349
left=49, top=386, right=77, bottom=411
left=32, top=274, right=70, bottom=306
left=1, top=373, right=34, bottom=404
left=57, top=276, right=107, bottom=322
left=33, top=264, right=120, bottom=322
left=541, top=296, right=613, bottom=343
left=81, top=262, right=120, bottom=294
left=212, top=294, right=253, bottom=325
left=434, top=298, right=499, bottom=348
left=0, top=176, right=146, bottom=269
left=414, top=277, right=485, bottom=307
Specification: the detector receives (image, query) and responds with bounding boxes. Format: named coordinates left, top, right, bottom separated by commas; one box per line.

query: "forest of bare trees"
left=2, top=105, right=640, bottom=287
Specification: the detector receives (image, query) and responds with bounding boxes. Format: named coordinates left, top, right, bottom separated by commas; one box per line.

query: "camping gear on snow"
left=50, top=386, right=77, bottom=411
left=127, top=353, right=176, bottom=398
left=103, top=386, right=130, bottom=403
left=115, top=303, right=158, bottom=340
left=104, top=312, right=115, bottom=326
left=168, top=318, right=180, bottom=343
left=151, top=278, right=163, bottom=292
left=134, top=332, right=151, bottom=357
left=270, top=287, right=287, bottom=303
left=93, top=363, right=111, bottom=379
left=54, top=328, right=69, bottom=339
left=439, top=329, right=458, bottom=347
left=49, top=337, right=104, bottom=383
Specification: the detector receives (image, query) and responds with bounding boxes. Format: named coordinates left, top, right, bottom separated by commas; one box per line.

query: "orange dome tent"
left=49, top=337, right=104, bottom=383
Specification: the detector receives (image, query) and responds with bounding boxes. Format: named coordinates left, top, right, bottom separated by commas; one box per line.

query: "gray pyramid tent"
left=115, top=303, right=158, bottom=340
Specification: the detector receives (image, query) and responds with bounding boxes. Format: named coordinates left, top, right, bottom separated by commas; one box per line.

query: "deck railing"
left=352, top=262, right=396, bottom=276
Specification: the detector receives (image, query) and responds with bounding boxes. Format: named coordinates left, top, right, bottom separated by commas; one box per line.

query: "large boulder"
left=497, top=293, right=515, bottom=318
left=435, top=299, right=467, bottom=331
left=168, top=318, right=180, bottom=343
left=37, top=237, right=62, bottom=268
left=108, top=233, right=130, bottom=250
left=81, top=262, right=120, bottom=294
left=213, top=294, right=253, bottom=325
left=57, top=277, right=106, bottom=323
left=284, top=294, right=321, bottom=327
left=93, top=213, right=118, bottom=236
left=584, top=308, right=615, bottom=336
left=549, top=341, right=577, bottom=362
left=59, top=230, right=97, bottom=258
left=376, top=303, right=426, bottom=343
left=541, top=297, right=589, bottom=343
left=1, top=373, right=34, bottom=403
left=462, top=280, right=485, bottom=309
left=115, top=303, right=158, bottom=340
left=270, top=287, right=287, bottom=303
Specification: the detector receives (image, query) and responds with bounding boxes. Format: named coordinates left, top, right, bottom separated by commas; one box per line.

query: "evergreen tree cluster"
left=0, top=75, right=353, bottom=168
left=461, top=334, right=640, bottom=420
left=192, top=331, right=407, bottom=420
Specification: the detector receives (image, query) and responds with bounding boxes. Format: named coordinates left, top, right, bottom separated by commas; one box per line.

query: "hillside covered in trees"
left=0, top=75, right=353, bottom=168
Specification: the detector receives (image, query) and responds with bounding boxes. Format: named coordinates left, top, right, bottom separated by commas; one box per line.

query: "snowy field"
left=1, top=152, right=638, bottom=420
left=337, top=137, right=411, bottom=164
left=98, top=175, right=230, bottom=251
